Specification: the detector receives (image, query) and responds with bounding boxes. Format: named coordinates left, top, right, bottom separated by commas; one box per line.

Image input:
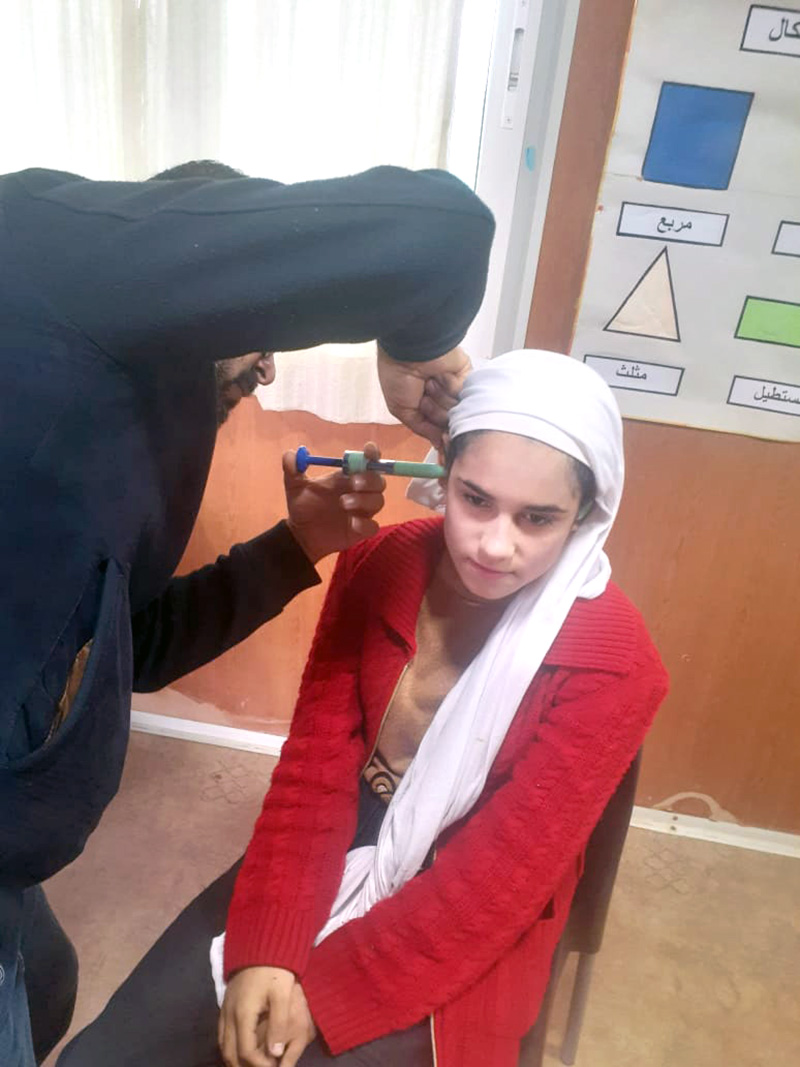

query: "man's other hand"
left=284, top=442, right=385, bottom=564
left=377, top=345, right=470, bottom=448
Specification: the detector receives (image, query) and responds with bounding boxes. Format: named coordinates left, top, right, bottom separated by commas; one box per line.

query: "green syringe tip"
left=388, top=460, right=445, bottom=479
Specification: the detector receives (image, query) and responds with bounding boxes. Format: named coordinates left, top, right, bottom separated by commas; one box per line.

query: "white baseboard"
left=131, top=709, right=285, bottom=757
left=131, top=710, right=800, bottom=860
left=630, top=805, right=800, bottom=860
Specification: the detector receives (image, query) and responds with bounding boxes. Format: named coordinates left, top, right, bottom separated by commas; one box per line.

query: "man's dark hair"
left=150, top=160, right=245, bottom=181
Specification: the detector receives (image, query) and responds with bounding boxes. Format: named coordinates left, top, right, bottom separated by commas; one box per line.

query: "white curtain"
left=218, top=0, right=463, bottom=184
left=0, top=1, right=126, bottom=179
left=0, top=0, right=470, bottom=424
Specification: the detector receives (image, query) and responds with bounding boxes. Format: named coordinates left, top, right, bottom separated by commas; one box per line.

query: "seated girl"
left=58, top=350, right=668, bottom=1067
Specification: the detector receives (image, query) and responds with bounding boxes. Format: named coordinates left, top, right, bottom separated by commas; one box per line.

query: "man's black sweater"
left=0, top=165, right=494, bottom=886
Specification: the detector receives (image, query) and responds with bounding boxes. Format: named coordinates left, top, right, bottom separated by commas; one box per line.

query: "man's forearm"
left=131, top=522, right=320, bottom=692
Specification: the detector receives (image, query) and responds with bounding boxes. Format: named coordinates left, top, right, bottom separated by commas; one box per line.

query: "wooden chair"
left=518, top=750, right=643, bottom=1066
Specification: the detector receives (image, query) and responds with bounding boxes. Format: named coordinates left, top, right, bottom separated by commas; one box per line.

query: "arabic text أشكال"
left=769, top=16, right=800, bottom=42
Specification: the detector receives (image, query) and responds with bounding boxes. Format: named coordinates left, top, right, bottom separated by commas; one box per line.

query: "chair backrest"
left=563, top=749, right=642, bottom=956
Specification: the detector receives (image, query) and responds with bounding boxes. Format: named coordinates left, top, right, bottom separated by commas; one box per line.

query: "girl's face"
left=442, top=431, right=584, bottom=602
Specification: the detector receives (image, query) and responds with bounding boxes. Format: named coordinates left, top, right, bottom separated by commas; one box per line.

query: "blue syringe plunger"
left=295, top=446, right=344, bottom=474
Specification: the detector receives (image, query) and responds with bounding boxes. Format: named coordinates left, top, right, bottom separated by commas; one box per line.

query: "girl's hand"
left=254, top=982, right=317, bottom=1067
left=218, top=966, right=296, bottom=1067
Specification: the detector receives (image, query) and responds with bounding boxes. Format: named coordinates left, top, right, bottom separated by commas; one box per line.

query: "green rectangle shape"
left=736, top=297, right=800, bottom=349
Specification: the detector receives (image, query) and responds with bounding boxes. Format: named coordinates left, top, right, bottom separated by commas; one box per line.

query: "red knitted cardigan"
left=224, top=519, right=669, bottom=1067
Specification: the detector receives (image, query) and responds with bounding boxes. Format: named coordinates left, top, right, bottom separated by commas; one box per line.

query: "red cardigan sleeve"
left=301, top=638, right=668, bottom=1054
left=223, top=547, right=369, bottom=979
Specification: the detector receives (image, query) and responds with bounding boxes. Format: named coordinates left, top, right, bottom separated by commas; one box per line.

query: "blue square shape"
left=643, top=82, right=754, bottom=190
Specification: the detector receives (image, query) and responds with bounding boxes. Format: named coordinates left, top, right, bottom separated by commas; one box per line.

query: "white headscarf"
left=211, top=350, right=623, bottom=1000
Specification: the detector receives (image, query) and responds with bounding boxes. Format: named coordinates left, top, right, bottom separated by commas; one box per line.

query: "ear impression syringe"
left=296, top=446, right=444, bottom=479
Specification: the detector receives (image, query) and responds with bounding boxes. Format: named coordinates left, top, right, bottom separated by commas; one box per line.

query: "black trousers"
left=56, top=857, right=432, bottom=1067
left=8, top=885, right=79, bottom=1065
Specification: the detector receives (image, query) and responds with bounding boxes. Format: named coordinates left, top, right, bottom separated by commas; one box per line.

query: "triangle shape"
left=605, top=247, right=680, bottom=341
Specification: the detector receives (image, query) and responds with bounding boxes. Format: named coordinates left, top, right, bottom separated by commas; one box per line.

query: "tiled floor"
left=43, top=732, right=800, bottom=1066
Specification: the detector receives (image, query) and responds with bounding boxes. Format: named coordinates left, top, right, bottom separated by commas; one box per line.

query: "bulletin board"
left=571, top=0, right=800, bottom=442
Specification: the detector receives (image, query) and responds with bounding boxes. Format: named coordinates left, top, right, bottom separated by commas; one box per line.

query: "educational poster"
left=571, top=0, right=800, bottom=442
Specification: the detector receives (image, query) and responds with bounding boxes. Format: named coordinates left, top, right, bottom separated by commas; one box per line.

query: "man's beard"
left=214, top=363, right=261, bottom=426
